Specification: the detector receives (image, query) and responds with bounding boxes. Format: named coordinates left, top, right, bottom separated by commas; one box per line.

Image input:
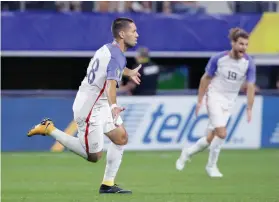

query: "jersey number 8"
left=88, top=58, right=99, bottom=85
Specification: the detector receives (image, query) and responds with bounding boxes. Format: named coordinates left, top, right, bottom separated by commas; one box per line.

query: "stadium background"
left=2, top=1, right=279, bottom=152
left=1, top=2, right=279, bottom=202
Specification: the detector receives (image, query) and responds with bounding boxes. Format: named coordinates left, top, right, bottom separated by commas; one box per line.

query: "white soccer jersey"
left=78, top=41, right=127, bottom=99
left=205, top=51, right=256, bottom=106
left=72, top=42, right=126, bottom=153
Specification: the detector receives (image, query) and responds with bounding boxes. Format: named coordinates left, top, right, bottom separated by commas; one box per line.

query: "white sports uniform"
left=72, top=41, right=126, bottom=154
left=205, top=51, right=256, bottom=129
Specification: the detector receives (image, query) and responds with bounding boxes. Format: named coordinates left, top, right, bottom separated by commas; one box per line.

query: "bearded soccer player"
left=176, top=28, right=256, bottom=178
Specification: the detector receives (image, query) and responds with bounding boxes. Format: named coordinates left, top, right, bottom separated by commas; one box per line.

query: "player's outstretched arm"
left=246, top=56, right=256, bottom=122
left=246, top=82, right=255, bottom=110
left=246, top=82, right=255, bottom=123
left=123, top=65, right=142, bottom=85
left=196, top=73, right=212, bottom=116
left=123, top=64, right=142, bottom=75
left=196, top=54, right=217, bottom=113
left=197, top=73, right=212, bottom=104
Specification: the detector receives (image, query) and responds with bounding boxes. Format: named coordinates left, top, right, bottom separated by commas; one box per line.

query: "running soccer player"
left=28, top=18, right=141, bottom=193
left=176, top=27, right=256, bottom=177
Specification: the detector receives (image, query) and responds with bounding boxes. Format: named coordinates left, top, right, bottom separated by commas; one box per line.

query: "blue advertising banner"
left=1, top=97, right=74, bottom=151
left=261, top=96, right=279, bottom=148
left=2, top=93, right=278, bottom=152
left=1, top=12, right=261, bottom=52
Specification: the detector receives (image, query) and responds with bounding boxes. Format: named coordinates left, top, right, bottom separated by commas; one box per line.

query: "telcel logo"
left=142, top=104, right=246, bottom=144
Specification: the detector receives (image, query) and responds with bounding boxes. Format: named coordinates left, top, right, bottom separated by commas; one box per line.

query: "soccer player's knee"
left=215, top=128, right=227, bottom=139
left=218, top=132, right=227, bottom=139
left=121, top=134, right=128, bottom=145
left=219, top=131, right=227, bottom=139
left=117, top=133, right=128, bottom=145
left=114, top=132, right=128, bottom=146
left=87, top=152, right=102, bottom=163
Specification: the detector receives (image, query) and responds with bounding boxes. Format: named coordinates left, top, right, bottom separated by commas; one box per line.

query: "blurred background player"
left=27, top=17, right=141, bottom=194
left=119, top=46, right=159, bottom=96
left=176, top=28, right=256, bottom=177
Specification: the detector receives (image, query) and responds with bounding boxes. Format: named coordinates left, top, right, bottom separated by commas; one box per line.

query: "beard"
left=233, top=49, right=244, bottom=59
left=124, top=41, right=135, bottom=49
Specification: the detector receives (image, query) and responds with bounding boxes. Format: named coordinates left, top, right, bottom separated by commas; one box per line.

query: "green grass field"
left=2, top=150, right=279, bottom=202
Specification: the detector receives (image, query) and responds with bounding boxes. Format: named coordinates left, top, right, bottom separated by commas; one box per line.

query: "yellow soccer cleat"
left=27, top=118, right=55, bottom=137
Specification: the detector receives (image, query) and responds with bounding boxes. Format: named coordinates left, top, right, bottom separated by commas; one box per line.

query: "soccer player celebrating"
left=28, top=18, right=141, bottom=194
left=176, top=28, right=256, bottom=178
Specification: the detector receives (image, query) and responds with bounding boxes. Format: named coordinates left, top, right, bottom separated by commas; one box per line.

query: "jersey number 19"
left=228, top=71, right=237, bottom=80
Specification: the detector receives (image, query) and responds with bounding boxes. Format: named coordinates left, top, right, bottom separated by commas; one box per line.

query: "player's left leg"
left=176, top=128, right=215, bottom=171
left=27, top=118, right=88, bottom=159
left=206, top=126, right=226, bottom=177
left=205, top=109, right=231, bottom=177
left=98, top=106, right=131, bottom=194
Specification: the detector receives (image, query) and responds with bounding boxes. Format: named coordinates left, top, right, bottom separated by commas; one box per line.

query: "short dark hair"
left=229, top=27, right=249, bottom=42
left=111, top=17, right=134, bottom=39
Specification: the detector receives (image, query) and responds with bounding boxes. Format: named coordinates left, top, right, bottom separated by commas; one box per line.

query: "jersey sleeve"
left=107, top=56, right=121, bottom=82
left=246, top=57, right=256, bottom=84
left=205, top=54, right=219, bottom=77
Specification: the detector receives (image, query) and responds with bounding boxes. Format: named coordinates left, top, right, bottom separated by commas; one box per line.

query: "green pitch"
left=2, top=150, right=279, bottom=202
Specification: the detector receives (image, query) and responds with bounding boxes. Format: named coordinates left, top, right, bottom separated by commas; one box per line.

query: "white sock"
left=207, top=136, right=225, bottom=168
left=102, top=143, right=124, bottom=186
left=185, top=136, right=210, bottom=157
left=50, top=129, right=87, bottom=159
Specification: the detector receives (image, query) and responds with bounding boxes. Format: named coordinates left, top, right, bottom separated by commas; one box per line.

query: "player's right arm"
left=106, top=79, right=125, bottom=122
left=196, top=54, right=218, bottom=116
left=106, top=56, right=125, bottom=123
left=106, top=80, right=118, bottom=106
left=197, top=73, right=213, bottom=104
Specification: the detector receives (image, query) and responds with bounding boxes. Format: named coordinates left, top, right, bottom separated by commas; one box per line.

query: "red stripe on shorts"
left=84, top=81, right=107, bottom=154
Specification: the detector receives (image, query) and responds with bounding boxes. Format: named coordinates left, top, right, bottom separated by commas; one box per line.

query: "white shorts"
left=206, top=95, right=233, bottom=130
left=73, top=91, right=123, bottom=153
